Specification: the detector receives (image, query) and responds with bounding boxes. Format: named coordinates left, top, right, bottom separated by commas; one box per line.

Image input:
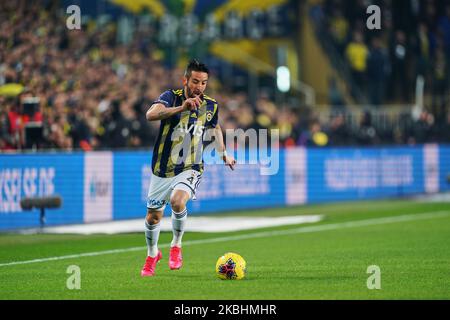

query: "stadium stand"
left=0, top=0, right=449, bottom=151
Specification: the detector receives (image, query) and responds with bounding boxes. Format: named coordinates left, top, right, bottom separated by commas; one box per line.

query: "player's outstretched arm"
left=146, top=103, right=183, bottom=121
left=146, top=96, right=202, bottom=121
left=214, top=124, right=236, bottom=171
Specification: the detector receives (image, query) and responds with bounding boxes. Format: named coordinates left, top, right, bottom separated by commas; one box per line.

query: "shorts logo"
left=206, top=111, right=213, bottom=122
left=148, top=199, right=166, bottom=207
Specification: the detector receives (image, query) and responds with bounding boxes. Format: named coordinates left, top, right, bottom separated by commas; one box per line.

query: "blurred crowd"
left=1, top=0, right=450, bottom=152
left=311, top=0, right=450, bottom=112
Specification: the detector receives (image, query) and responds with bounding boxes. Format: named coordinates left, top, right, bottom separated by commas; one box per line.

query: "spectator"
left=389, top=31, right=410, bottom=102
left=328, top=113, right=351, bottom=146
left=328, top=76, right=345, bottom=111
left=440, top=111, right=450, bottom=143
left=431, top=47, right=449, bottom=117
left=366, top=37, right=390, bottom=106
left=0, top=102, right=14, bottom=151
left=69, top=108, right=92, bottom=151
left=103, top=100, right=132, bottom=149
left=410, top=110, right=434, bottom=144
left=345, top=31, right=369, bottom=97
left=130, top=99, right=159, bottom=148
left=329, top=9, right=349, bottom=54
left=415, top=22, right=431, bottom=78
left=298, top=120, right=329, bottom=147
left=6, top=91, right=43, bottom=149
left=437, top=5, right=450, bottom=58
left=355, top=111, right=378, bottom=145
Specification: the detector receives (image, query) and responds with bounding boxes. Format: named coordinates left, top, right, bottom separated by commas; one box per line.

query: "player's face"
left=184, top=71, right=208, bottom=98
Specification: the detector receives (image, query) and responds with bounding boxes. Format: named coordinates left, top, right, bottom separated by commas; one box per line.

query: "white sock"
left=145, top=220, right=160, bottom=257
left=171, top=208, right=187, bottom=248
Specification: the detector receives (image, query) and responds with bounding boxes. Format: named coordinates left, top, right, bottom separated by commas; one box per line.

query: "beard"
left=186, top=86, right=203, bottom=99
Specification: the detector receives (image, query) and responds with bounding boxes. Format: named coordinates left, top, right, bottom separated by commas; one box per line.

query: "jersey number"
left=187, top=177, right=194, bottom=185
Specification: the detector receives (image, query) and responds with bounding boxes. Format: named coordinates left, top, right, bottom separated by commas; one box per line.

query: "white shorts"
left=146, top=169, right=202, bottom=210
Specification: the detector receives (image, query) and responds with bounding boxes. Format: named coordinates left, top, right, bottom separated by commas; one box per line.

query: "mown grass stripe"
left=0, top=210, right=448, bottom=267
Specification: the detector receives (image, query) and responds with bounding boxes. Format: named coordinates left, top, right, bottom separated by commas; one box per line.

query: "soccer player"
left=141, top=60, right=236, bottom=277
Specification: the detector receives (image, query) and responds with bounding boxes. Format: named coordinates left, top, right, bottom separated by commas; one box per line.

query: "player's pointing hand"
left=224, top=155, right=236, bottom=171
left=183, top=97, right=202, bottom=111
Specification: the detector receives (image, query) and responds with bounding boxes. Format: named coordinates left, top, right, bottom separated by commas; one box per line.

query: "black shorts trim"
left=173, top=182, right=196, bottom=195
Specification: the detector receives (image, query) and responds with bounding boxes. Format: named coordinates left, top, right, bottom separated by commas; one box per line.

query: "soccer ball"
left=215, top=252, right=246, bottom=280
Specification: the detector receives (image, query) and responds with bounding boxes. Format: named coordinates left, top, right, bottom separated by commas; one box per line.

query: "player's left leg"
left=170, top=189, right=190, bottom=246
left=168, top=189, right=190, bottom=270
left=168, top=169, right=202, bottom=270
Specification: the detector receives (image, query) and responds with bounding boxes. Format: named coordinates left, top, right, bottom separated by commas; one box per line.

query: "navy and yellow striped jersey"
left=151, top=89, right=219, bottom=178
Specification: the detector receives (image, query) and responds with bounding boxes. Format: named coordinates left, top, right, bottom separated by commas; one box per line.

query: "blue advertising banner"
left=113, top=150, right=286, bottom=220
left=0, top=153, right=84, bottom=230
left=440, top=145, right=450, bottom=192
left=190, top=152, right=286, bottom=214
left=0, top=145, right=448, bottom=231
left=113, top=151, right=150, bottom=220
left=307, top=146, right=425, bottom=203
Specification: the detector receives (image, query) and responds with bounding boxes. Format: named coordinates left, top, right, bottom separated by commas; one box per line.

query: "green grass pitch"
left=0, top=199, right=449, bottom=300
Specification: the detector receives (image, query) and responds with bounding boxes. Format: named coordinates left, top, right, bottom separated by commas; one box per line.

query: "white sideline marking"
left=413, top=192, right=450, bottom=203
left=0, top=211, right=448, bottom=268
left=21, top=215, right=324, bottom=235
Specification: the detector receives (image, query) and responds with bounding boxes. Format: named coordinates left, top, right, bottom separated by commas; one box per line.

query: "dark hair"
left=184, top=59, right=209, bottom=78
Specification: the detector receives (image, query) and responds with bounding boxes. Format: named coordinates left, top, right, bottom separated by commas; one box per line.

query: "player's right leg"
left=141, top=174, right=171, bottom=277
left=145, top=208, right=163, bottom=257
left=141, top=208, right=163, bottom=277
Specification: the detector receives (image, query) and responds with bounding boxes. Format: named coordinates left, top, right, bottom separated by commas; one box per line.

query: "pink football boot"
left=141, top=251, right=162, bottom=277
left=169, top=247, right=183, bottom=270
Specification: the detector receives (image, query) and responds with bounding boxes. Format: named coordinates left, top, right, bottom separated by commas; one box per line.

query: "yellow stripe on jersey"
left=203, top=94, right=216, bottom=102
left=165, top=111, right=191, bottom=177
left=186, top=103, right=207, bottom=168
left=153, top=121, right=171, bottom=175
left=193, top=105, right=208, bottom=174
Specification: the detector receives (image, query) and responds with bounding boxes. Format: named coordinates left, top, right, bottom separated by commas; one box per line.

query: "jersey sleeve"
left=152, top=90, right=175, bottom=107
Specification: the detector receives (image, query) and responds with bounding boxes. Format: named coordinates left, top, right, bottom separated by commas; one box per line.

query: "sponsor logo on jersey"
left=206, top=111, right=213, bottom=122
left=175, top=122, right=205, bottom=137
